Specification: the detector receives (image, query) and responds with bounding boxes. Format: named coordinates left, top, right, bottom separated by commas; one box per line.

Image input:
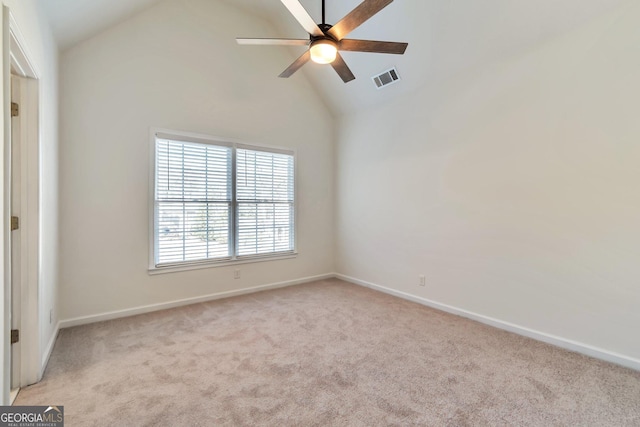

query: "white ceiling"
left=42, top=0, right=627, bottom=115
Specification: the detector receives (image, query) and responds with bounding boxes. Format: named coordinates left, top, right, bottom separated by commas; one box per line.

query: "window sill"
left=148, top=252, right=298, bottom=275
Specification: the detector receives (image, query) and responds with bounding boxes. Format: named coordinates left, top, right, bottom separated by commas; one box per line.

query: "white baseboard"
left=40, top=321, right=60, bottom=379
left=56, top=271, right=640, bottom=373
left=335, top=273, right=640, bottom=372
left=59, top=273, right=334, bottom=329
left=9, top=388, right=19, bottom=405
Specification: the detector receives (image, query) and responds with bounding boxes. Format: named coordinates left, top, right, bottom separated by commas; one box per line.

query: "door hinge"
left=10, top=329, right=19, bottom=344
left=11, top=102, right=19, bottom=117
left=11, top=216, right=19, bottom=231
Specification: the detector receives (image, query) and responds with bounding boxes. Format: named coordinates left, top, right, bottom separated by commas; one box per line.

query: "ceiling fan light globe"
left=310, top=40, right=338, bottom=64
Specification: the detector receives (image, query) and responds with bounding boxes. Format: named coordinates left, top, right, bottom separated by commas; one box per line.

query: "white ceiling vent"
left=372, top=67, right=400, bottom=89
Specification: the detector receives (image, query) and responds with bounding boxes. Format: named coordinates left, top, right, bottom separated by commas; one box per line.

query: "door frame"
left=2, top=10, right=40, bottom=404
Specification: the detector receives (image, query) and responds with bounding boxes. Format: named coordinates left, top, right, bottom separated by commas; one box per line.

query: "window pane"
left=237, top=202, right=294, bottom=256
left=155, top=138, right=232, bottom=265
left=157, top=201, right=230, bottom=264
left=236, top=149, right=294, bottom=203
left=156, top=139, right=231, bottom=202
left=236, top=148, right=295, bottom=257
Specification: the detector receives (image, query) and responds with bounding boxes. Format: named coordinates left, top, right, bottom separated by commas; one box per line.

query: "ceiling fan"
left=236, top=0, right=408, bottom=83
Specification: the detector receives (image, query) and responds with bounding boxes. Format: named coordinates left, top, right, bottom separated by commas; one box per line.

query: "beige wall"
left=59, top=0, right=334, bottom=320
left=336, top=2, right=640, bottom=362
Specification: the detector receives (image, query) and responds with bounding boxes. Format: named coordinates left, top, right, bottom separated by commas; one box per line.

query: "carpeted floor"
left=16, top=279, right=640, bottom=426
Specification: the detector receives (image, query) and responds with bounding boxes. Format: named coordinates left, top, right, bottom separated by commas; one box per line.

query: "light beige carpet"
left=16, top=279, right=640, bottom=426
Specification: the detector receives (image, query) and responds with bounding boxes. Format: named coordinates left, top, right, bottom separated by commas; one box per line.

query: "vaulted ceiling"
left=42, top=0, right=627, bottom=115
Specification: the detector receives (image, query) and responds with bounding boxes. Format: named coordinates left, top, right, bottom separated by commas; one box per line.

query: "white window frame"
left=148, top=128, right=297, bottom=274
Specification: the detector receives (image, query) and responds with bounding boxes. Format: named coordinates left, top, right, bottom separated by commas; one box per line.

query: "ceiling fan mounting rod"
left=322, top=0, right=325, bottom=25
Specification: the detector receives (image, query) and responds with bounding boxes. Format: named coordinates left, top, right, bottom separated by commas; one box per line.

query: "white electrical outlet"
left=419, top=275, right=426, bottom=286
left=234, top=269, right=241, bottom=279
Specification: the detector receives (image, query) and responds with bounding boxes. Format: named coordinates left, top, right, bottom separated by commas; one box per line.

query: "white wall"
left=336, top=2, right=640, bottom=362
left=59, top=0, right=334, bottom=320
left=3, top=0, right=59, bottom=377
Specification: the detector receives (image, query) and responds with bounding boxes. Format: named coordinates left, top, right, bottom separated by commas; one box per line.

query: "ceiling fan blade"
left=339, top=39, right=407, bottom=54
left=237, top=38, right=310, bottom=46
left=279, top=50, right=311, bottom=78
left=331, top=53, right=356, bottom=83
left=280, top=0, right=324, bottom=37
left=327, top=0, right=394, bottom=41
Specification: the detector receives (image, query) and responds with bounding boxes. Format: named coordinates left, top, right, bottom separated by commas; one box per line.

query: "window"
left=151, top=131, right=295, bottom=270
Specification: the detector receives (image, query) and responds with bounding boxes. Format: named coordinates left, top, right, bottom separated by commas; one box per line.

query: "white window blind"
left=236, top=148, right=295, bottom=257
left=152, top=134, right=295, bottom=269
left=155, top=139, right=232, bottom=265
